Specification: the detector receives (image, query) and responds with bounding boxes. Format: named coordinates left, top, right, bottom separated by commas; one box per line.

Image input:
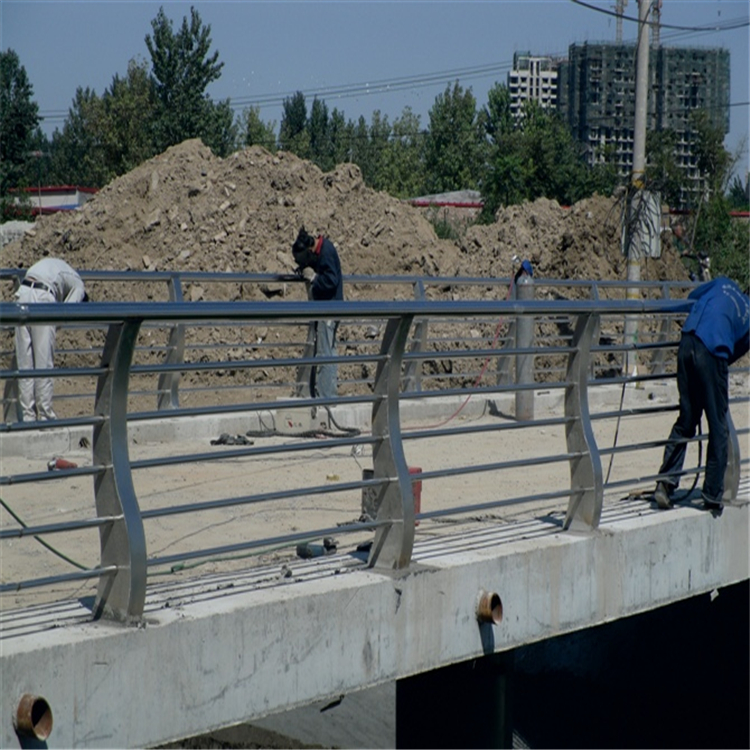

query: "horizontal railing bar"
left=0, top=565, right=118, bottom=594
left=417, top=486, right=578, bottom=520
left=131, top=434, right=377, bottom=472
left=0, top=515, right=121, bottom=539
left=141, top=476, right=389, bottom=519
left=0, top=414, right=106, bottom=434
left=0, top=465, right=106, bottom=486
left=401, top=415, right=574, bottom=440
left=146, top=520, right=387, bottom=569
left=413, top=452, right=581, bottom=482
left=124, top=392, right=379, bottom=423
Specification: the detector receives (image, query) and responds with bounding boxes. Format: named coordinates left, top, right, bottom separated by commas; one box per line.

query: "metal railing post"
left=367, top=314, right=415, bottom=570
left=402, top=280, right=427, bottom=392
left=724, top=409, right=741, bottom=504
left=515, top=275, right=534, bottom=420
left=496, top=281, right=516, bottom=386
left=650, top=284, right=672, bottom=376
left=2, top=353, right=21, bottom=423
left=3, top=273, right=23, bottom=423
left=157, top=274, right=185, bottom=410
left=92, top=321, right=147, bottom=622
left=563, top=312, right=604, bottom=532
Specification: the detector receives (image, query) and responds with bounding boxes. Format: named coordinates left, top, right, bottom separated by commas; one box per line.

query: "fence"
left=1, top=274, right=747, bottom=625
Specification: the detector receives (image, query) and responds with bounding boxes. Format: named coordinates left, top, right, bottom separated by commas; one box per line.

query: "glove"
left=302, top=267, right=316, bottom=284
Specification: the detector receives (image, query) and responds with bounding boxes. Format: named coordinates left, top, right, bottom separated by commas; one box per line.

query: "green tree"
left=309, top=97, right=333, bottom=171
left=1, top=49, right=41, bottom=218
left=145, top=5, right=234, bottom=155
left=242, top=106, right=277, bottom=151
left=423, top=82, right=482, bottom=194
left=645, top=129, right=683, bottom=209
left=279, top=91, right=310, bottom=158
left=373, top=107, right=424, bottom=198
left=328, top=108, right=349, bottom=166
left=347, top=115, right=375, bottom=182
left=480, top=83, right=526, bottom=217
left=99, top=58, right=159, bottom=176
left=47, top=87, right=111, bottom=187
left=688, top=111, right=748, bottom=288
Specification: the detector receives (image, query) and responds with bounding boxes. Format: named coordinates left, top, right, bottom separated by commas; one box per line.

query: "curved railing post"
left=724, top=409, right=741, bottom=504
left=92, top=320, right=147, bottom=622
left=157, top=274, right=185, bottom=410
left=368, top=314, right=415, bottom=570
left=563, top=312, right=603, bottom=532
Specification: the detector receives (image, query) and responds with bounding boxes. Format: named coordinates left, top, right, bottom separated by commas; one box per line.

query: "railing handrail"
left=0, top=296, right=694, bottom=325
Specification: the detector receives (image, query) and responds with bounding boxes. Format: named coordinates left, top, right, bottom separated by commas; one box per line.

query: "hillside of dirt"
left=1, top=138, right=689, bottom=300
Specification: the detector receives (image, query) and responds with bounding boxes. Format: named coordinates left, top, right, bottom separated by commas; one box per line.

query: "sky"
left=2, top=0, right=749, bottom=178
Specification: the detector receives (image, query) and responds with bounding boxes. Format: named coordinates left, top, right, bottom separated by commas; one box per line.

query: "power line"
left=569, top=0, right=748, bottom=32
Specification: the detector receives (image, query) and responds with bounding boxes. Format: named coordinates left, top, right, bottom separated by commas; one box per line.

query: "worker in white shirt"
left=14, top=257, right=88, bottom=421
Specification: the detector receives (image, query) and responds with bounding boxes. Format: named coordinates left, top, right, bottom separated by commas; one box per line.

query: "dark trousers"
left=658, top=332, right=728, bottom=502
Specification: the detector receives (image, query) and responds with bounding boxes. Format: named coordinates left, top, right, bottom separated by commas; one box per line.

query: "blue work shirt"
left=683, top=277, right=750, bottom=364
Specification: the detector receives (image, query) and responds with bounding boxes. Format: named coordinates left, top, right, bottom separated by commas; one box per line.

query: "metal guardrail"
left=1, top=269, right=698, bottom=418
left=1, top=280, right=746, bottom=626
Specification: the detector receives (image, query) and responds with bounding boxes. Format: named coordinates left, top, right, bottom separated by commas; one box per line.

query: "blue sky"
left=2, top=0, right=748, bottom=177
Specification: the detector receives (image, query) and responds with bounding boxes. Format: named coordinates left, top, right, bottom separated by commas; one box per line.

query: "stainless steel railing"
left=1, top=270, right=698, bottom=418
left=1, top=290, right=746, bottom=625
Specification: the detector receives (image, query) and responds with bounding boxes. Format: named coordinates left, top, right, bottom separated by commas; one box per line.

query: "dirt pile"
left=2, top=138, right=688, bottom=299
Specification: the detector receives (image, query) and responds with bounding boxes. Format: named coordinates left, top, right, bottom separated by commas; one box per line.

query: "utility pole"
left=623, top=0, right=651, bottom=377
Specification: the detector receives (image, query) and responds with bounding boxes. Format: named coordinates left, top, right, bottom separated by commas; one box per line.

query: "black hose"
left=0, top=497, right=88, bottom=570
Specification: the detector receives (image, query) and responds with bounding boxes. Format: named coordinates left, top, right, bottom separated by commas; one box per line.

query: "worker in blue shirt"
left=655, top=277, right=749, bottom=512
left=292, top=227, right=343, bottom=399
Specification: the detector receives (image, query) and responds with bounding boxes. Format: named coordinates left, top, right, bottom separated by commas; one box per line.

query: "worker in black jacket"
left=292, top=227, right=343, bottom=399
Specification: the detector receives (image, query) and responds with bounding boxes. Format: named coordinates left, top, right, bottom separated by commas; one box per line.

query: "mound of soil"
left=2, top=138, right=688, bottom=298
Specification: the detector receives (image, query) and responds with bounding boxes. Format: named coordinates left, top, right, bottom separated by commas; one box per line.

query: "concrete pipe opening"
left=14, top=694, right=53, bottom=741
left=476, top=590, right=503, bottom=625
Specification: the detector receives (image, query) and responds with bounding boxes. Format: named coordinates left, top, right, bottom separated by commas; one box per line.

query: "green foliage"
left=47, top=87, right=112, bottom=187
left=371, top=107, right=425, bottom=199
left=145, top=5, right=234, bottom=155
left=693, top=194, right=749, bottom=290
left=242, top=106, right=277, bottom=151
left=423, top=82, right=483, bottom=194
left=711, top=218, right=750, bottom=292
left=279, top=91, right=310, bottom=158
left=1, top=49, right=41, bottom=219
left=479, top=88, right=604, bottom=217
left=727, top=176, right=749, bottom=211
left=645, top=129, right=683, bottom=208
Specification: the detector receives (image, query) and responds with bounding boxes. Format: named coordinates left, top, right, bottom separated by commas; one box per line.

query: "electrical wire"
left=569, top=0, right=749, bottom=33
left=0, top=497, right=88, bottom=571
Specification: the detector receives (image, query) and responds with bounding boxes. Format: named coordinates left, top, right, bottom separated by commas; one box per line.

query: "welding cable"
left=0, top=497, right=88, bottom=570
left=603, top=384, right=702, bottom=496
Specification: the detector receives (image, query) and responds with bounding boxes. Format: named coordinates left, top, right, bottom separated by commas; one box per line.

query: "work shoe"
left=654, top=482, right=673, bottom=510
left=701, top=493, right=724, bottom=514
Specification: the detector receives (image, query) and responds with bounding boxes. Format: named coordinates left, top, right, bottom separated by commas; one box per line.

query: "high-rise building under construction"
left=556, top=42, right=730, bottom=203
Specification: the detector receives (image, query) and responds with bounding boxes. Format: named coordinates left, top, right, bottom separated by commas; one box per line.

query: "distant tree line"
left=1, top=5, right=747, bottom=288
